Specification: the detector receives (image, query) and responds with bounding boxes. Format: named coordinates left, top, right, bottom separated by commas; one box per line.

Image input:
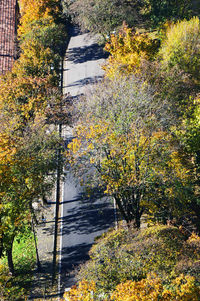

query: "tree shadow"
left=64, top=75, right=104, bottom=89
left=59, top=188, right=114, bottom=291
left=28, top=258, right=60, bottom=300
left=67, top=43, right=108, bottom=64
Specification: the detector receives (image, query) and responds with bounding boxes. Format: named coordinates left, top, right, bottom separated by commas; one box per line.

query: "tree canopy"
left=67, top=76, right=194, bottom=227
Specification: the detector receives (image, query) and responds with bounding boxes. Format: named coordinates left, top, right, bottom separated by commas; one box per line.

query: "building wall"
left=0, top=0, right=18, bottom=75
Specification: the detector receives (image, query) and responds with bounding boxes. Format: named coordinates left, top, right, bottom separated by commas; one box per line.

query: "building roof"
left=0, top=0, right=18, bottom=75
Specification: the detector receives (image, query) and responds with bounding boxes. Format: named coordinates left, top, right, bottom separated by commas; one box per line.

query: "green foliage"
left=0, top=113, right=59, bottom=273
left=16, top=0, right=67, bottom=81
left=64, top=0, right=194, bottom=36
left=159, top=17, right=200, bottom=80
left=20, top=17, right=67, bottom=56
left=142, top=0, right=193, bottom=27
left=147, top=18, right=200, bottom=229
left=17, top=17, right=67, bottom=79
left=65, top=0, right=142, bottom=36
left=0, top=232, right=36, bottom=300
left=76, top=225, right=200, bottom=298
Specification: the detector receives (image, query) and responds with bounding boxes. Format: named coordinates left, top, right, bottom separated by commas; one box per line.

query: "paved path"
left=63, top=26, right=105, bottom=97
left=29, top=199, right=59, bottom=300
left=60, top=26, right=114, bottom=293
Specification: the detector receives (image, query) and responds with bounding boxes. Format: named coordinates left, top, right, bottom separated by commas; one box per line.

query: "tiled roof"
left=0, top=0, right=18, bottom=75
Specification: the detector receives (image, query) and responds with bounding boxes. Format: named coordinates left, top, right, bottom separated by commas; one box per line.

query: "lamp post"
left=52, top=58, right=64, bottom=285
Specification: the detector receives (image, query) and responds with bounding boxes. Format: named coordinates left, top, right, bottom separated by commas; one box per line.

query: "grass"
left=0, top=232, right=36, bottom=301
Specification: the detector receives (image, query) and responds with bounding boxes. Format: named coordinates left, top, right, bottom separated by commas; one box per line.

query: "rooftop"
left=0, top=0, right=18, bottom=75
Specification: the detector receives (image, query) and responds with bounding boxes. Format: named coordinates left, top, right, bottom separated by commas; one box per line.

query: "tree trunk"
left=0, top=236, right=3, bottom=258
left=134, top=191, right=142, bottom=229
left=135, top=209, right=141, bottom=229
left=114, top=195, right=129, bottom=225
left=6, top=239, right=14, bottom=275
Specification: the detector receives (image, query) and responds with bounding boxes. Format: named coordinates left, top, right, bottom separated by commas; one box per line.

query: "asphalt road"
left=60, top=26, right=114, bottom=292
left=63, top=26, right=106, bottom=97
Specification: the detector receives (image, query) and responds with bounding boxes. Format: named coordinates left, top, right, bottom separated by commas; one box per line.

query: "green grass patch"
left=0, top=232, right=36, bottom=301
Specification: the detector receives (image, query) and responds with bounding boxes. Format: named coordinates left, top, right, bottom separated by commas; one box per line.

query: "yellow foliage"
left=18, top=0, right=60, bottom=36
left=103, top=24, right=158, bottom=78
left=111, top=273, right=200, bottom=301
left=111, top=274, right=163, bottom=301
left=62, top=274, right=200, bottom=301
left=159, top=17, right=200, bottom=79
left=0, top=73, right=48, bottom=119
left=187, top=232, right=200, bottom=243
left=63, top=280, right=96, bottom=301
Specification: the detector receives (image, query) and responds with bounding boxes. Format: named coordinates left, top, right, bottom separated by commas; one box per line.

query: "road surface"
left=63, top=26, right=105, bottom=97
left=60, top=26, right=114, bottom=293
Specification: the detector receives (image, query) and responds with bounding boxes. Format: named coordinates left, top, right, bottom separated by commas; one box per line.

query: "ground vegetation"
left=64, top=225, right=200, bottom=300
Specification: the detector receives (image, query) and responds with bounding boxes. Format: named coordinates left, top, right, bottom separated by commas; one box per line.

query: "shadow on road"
left=68, top=43, right=108, bottom=64
left=63, top=75, right=104, bottom=89
left=62, top=199, right=113, bottom=236
left=60, top=189, right=114, bottom=291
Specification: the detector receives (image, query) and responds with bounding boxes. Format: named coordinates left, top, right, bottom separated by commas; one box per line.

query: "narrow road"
left=63, top=26, right=105, bottom=97
left=60, top=26, right=114, bottom=293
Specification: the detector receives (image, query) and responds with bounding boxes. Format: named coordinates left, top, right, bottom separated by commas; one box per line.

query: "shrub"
left=159, top=17, right=200, bottom=80
left=75, top=225, right=200, bottom=297
left=63, top=280, right=96, bottom=301
left=63, top=273, right=200, bottom=300
left=103, top=24, right=159, bottom=78
left=111, top=273, right=200, bottom=301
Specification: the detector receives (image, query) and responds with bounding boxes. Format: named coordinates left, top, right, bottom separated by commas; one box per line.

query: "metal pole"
left=52, top=58, right=64, bottom=285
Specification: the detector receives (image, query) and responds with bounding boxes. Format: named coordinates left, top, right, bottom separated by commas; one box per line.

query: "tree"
left=64, top=0, right=142, bottom=37
left=142, top=0, right=193, bottom=27
left=0, top=113, right=60, bottom=274
left=0, top=0, right=68, bottom=274
left=18, top=0, right=62, bottom=37
left=64, top=0, right=193, bottom=37
left=67, top=76, right=192, bottom=227
left=147, top=17, right=200, bottom=229
left=103, top=24, right=159, bottom=78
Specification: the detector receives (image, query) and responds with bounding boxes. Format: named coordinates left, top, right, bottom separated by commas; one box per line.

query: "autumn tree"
left=142, top=17, right=200, bottom=228
left=103, top=24, right=159, bottom=78
left=0, top=0, right=68, bottom=274
left=0, top=111, right=60, bottom=274
left=18, top=0, right=62, bottom=36
left=67, top=76, right=192, bottom=227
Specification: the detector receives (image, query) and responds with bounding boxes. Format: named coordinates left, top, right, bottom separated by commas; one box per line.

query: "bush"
left=64, top=274, right=200, bottom=300
left=103, top=24, right=159, bottom=78
left=75, top=225, right=200, bottom=298
left=111, top=273, right=200, bottom=301
left=159, top=17, right=200, bottom=80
